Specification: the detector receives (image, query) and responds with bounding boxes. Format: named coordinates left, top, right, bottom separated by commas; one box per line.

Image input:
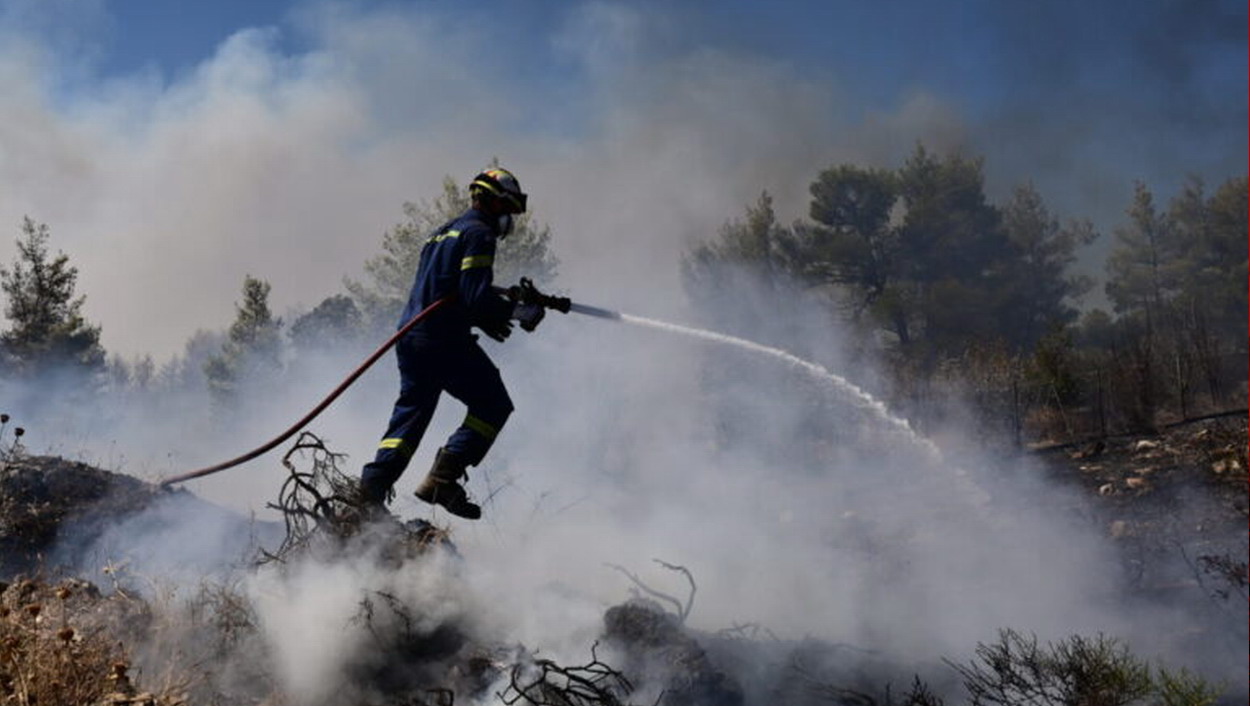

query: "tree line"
left=1, top=146, right=1245, bottom=442
left=685, top=145, right=1246, bottom=439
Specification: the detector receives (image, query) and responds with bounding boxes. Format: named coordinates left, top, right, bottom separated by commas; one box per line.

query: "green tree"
left=793, top=165, right=906, bottom=341
left=1165, top=175, right=1247, bottom=407
left=158, top=329, right=224, bottom=394
left=999, top=182, right=1098, bottom=347
left=204, top=275, right=283, bottom=404
left=893, top=145, right=1011, bottom=357
left=345, top=175, right=559, bottom=337
left=688, top=190, right=788, bottom=268
left=1101, top=176, right=1248, bottom=421
left=770, top=146, right=1028, bottom=357
left=1105, top=181, right=1182, bottom=321
left=288, top=294, right=363, bottom=353
left=1169, top=175, right=1248, bottom=344
left=0, top=217, right=104, bottom=379
left=682, top=191, right=838, bottom=347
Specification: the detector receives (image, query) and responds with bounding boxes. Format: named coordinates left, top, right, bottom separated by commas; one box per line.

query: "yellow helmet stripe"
left=471, top=178, right=502, bottom=195
left=471, top=178, right=524, bottom=209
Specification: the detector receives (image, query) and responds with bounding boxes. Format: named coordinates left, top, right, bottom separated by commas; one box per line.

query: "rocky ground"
left=1030, top=414, right=1247, bottom=600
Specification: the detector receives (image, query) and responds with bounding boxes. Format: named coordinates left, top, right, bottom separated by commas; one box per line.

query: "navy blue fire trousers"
left=360, top=333, right=513, bottom=502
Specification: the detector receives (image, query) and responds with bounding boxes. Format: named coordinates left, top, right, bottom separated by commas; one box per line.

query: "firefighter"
left=360, top=167, right=544, bottom=519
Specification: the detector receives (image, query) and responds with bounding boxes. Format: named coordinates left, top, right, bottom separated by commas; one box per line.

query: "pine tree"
left=204, top=275, right=282, bottom=404
left=0, top=217, right=104, bottom=380
left=1105, top=181, right=1182, bottom=321
left=999, top=182, right=1097, bottom=348
left=797, top=165, right=907, bottom=343
left=682, top=191, right=801, bottom=339
left=1170, top=175, right=1248, bottom=344
left=288, top=294, right=363, bottom=353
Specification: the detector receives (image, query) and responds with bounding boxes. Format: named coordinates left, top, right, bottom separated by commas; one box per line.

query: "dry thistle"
left=13, top=428, right=23, bottom=438
left=23, top=604, right=40, bottom=618
left=55, top=586, right=71, bottom=600
left=56, top=626, right=75, bottom=643
left=0, top=414, right=8, bottom=423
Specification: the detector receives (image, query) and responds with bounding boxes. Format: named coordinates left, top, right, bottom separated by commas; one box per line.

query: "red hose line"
left=159, top=296, right=454, bottom=487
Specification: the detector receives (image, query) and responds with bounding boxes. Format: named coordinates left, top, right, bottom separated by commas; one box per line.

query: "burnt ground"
left=1022, top=413, right=1248, bottom=691
left=0, top=417, right=1245, bottom=705
left=1028, top=414, right=1247, bottom=597
left=0, top=454, right=270, bottom=580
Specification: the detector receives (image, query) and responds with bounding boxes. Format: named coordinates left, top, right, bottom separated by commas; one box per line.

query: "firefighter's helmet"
left=470, top=167, right=527, bottom=214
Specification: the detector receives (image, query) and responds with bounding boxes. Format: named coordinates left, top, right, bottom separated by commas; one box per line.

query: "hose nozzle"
left=503, top=277, right=571, bottom=313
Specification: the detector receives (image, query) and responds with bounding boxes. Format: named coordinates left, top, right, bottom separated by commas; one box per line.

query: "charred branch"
left=605, top=559, right=696, bottom=624
left=498, top=642, right=644, bottom=706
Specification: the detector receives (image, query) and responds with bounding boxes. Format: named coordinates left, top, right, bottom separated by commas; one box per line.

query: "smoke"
left=2, top=0, right=1245, bottom=701
left=72, top=293, right=1243, bottom=700
left=2, top=1, right=1242, bottom=358
left=246, top=546, right=481, bottom=704
left=0, top=1, right=965, bottom=361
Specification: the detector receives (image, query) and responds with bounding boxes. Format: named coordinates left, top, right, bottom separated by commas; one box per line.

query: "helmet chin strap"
left=496, top=213, right=514, bottom=238
left=477, top=195, right=515, bottom=238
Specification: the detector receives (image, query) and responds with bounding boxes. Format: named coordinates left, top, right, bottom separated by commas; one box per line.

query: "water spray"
left=617, top=314, right=944, bottom=463
left=159, top=280, right=941, bottom=488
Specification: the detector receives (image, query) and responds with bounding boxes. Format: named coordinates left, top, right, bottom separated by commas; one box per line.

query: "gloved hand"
left=480, top=317, right=513, bottom=342
left=513, top=301, right=545, bottom=332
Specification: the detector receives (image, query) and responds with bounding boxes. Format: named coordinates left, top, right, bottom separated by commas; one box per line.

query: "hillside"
left=0, top=418, right=1244, bottom=705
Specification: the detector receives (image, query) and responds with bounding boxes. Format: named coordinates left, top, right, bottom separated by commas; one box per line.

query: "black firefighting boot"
left=414, top=447, right=482, bottom=520
left=357, top=478, right=397, bottom=524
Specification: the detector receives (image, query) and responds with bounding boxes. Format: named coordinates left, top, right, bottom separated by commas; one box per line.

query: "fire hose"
left=158, top=280, right=617, bottom=487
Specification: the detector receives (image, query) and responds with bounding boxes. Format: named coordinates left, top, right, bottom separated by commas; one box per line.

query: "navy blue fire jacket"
left=398, top=207, right=513, bottom=340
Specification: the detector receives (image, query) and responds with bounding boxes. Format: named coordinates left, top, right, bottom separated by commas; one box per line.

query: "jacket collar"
left=464, top=207, right=501, bottom=236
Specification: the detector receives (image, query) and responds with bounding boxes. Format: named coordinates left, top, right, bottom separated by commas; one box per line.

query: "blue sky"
left=25, top=0, right=1247, bottom=158
left=91, top=1, right=1245, bottom=129
left=0, top=0, right=1245, bottom=357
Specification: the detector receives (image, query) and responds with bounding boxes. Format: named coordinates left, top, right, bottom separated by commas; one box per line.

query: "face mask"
left=497, top=213, right=514, bottom=238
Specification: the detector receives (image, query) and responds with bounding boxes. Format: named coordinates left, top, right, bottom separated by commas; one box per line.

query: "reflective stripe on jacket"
left=397, top=207, right=513, bottom=340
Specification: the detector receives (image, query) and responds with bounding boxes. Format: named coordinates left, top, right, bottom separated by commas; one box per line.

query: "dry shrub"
left=0, top=577, right=187, bottom=705
left=946, top=629, right=1222, bottom=706
left=261, top=431, right=455, bottom=567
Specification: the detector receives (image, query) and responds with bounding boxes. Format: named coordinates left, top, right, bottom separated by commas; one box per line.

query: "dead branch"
left=715, top=622, right=780, bottom=642
left=259, top=431, right=373, bottom=564
left=1177, top=541, right=1249, bottom=602
left=497, top=642, right=642, bottom=706
left=605, top=559, right=696, bottom=624
left=651, top=559, right=696, bottom=623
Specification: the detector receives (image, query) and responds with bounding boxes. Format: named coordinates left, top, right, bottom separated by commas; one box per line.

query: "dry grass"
left=0, top=577, right=187, bottom=705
